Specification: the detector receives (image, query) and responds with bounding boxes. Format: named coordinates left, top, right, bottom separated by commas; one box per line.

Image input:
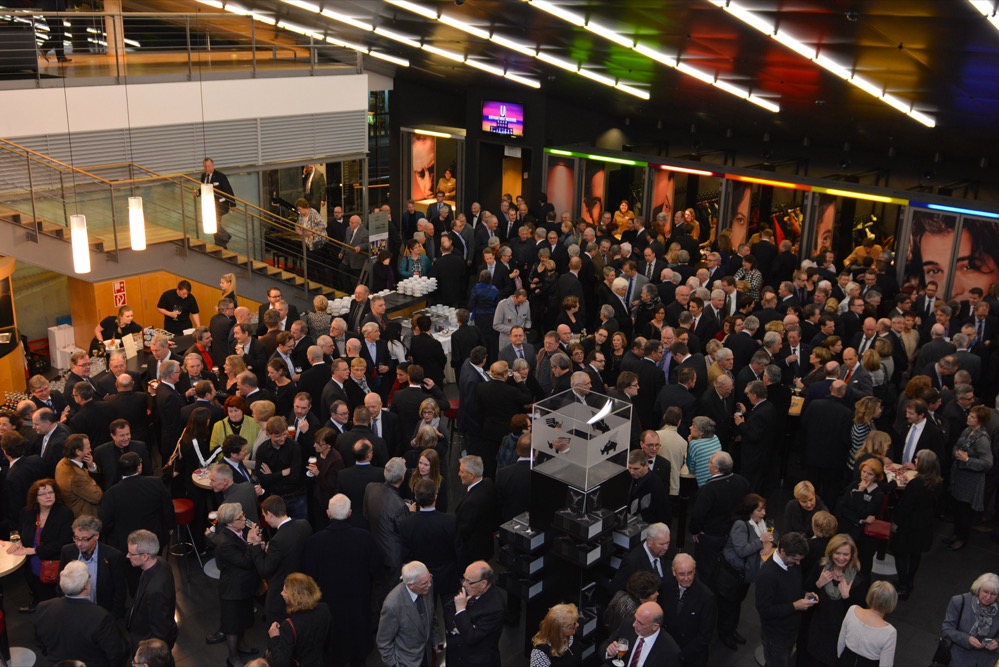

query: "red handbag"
left=863, top=519, right=891, bottom=541
left=39, top=560, right=60, bottom=584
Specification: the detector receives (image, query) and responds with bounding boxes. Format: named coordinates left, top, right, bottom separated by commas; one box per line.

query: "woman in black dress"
left=179, top=407, right=219, bottom=550
left=265, top=359, right=297, bottom=417
left=554, top=296, right=586, bottom=337
left=892, top=449, right=942, bottom=599
left=837, top=458, right=886, bottom=578
left=214, top=502, right=259, bottom=666
left=603, top=331, right=628, bottom=389
left=8, top=478, right=73, bottom=612
left=804, top=534, right=868, bottom=666
left=93, top=305, right=143, bottom=347
left=530, top=603, right=581, bottom=667
left=266, top=574, right=333, bottom=667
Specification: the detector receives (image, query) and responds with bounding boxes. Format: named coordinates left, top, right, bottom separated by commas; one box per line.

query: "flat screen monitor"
left=482, top=100, right=524, bottom=137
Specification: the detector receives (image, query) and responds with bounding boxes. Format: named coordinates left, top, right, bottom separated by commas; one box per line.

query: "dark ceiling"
left=212, top=0, right=999, bottom=182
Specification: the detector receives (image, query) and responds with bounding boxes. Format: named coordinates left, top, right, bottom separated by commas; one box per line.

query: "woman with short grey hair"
left=941, top=573, right=999, bottom=666
left=214, top=502, right=259, bottom=663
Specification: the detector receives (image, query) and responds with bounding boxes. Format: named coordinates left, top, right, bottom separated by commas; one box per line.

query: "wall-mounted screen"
left=482, top=101, right=524, bottom=137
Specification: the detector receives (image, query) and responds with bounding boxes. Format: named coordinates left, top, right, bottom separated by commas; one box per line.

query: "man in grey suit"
left=492, top=290, right=532, bottom=350
left=497, top=326, right=536, bottom=373
left=376, top=560, right=442, bottom=667
left=839, top=347, right=873, bottom=398
left=340, top=214, right=370, bottom=287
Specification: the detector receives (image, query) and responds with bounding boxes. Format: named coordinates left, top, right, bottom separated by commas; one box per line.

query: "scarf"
left=822, top=566, right=858, bottom=600
left=970, top=598, right=998, bottom=638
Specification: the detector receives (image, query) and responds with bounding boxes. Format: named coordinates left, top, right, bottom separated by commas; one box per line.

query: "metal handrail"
left=0, top=139, right=113, bottom=185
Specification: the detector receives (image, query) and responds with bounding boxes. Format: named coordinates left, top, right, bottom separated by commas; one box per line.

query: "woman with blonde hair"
left=221, top=354, right=247, bottom=397
left=306, top=295, right=332, bottom=340
left=805, top=534, right=867, bottom=666
left=849, top=398, right=882, bottom=471
left=837, top=580, right=898, bottom=666
left=249, top=400, right=275, bottom=459
left=220, top=272, right=237, bottom=307
left=530, top=602, right=580, bottom=666
left=784, top=480, right=828, bottom=537
left=266, top=573, right=332, bottom=667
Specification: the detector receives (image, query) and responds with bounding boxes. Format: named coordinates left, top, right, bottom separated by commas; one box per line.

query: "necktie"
left=652, top=558, right=661, bottom=576
left=360, top=378, right=371, bottom=394
left=678, top=587, right=686, bottom=612
left=844, top=368, right=853, bottom=383
left=516, top=348, right=524, bottom=359
left=417, top=595, right=428, bottom=631
left=646, top=263, right=653, bottom=279
left=372, top=417, right=380, bottom=437
left=626, top=277, right=634, bottom=303
left=903, top=424, right=918, bottom=463
left=629, top=637, right=645, bottom=667
left=926, top=298, right=933, bottom=316
left=977, top=319, right=985, bottom=342
left=861, top=337, right=872, bottom=353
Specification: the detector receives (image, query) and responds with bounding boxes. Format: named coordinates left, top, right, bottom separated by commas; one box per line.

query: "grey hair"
left=763, top=331, right=782, bottom=349
left=60, top=560, right=90, bottom=596
left=646, top=522, right=670, bottom=540
left=401, top=561, right=430, bottom=585
left=328, top=494, right=351, bottom=520
left=971, top=573, right=999, bottom=596
left=159, top=360, right=180, bottom=377
left=550, top=353, right=571, bottom=371
left=567, top=244, right=580, bottom=257
left=72, top=515, right=102, bottom=535
left=127, top=529, right=160, bottom=555
left=743, top=316, right=760, bottom=332
left=672, top=553, right=696, bottom=570
left=691, top=416, right=716, bottom=438
left=715, top=348, right=733, bottom=361
left=711, top=451, right=734, bottom=473
left=511, top=358, right=530, bottom=374
left=216, top=502, right=244, bottom=527
left=460, top=455, right=484, bottom=478
left=384, top=457, right=406, bottom=485
left=764, top=365, right=782, bottom=383
left=212, top=462, right=234, bottom=481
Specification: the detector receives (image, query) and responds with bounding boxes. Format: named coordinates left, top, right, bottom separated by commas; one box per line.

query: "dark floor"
left=3, top=429, right=994, bottom=666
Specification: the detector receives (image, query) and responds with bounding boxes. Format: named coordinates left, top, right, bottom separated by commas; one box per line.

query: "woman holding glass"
left=940, top=572, right=999, bottom=667
left=306, top=427, right=343, bottom=528
left=849, top=398, right=882, bottom=473
left=214, top=502, right=259, bottom=666
left=716, top=493, right=774, bottom=651
left=8, top=479, right=74, bottom=612
left=530, top=603, right=580, bottom=667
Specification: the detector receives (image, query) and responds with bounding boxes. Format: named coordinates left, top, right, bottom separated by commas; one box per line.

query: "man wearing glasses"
left=447, top=561, right=504, bottom=666
left=126, top=529, right=178, bottom=651
left=59, top=515, right=127, bottom=619
left=35, top=561, right=129, bottom=667
left=377, top=560, right=443, bottom=667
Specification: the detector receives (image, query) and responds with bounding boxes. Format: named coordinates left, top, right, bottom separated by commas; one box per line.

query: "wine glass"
left=613, top=638, right=629, bottom=667
left=765, top=519, right=775, bottom=534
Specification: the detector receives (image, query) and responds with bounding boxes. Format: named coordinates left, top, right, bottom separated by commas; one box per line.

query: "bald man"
left=603, top=601, right=681, bottom=665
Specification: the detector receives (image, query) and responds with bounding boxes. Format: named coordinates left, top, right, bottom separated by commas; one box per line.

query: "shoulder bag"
left=931, top=594, right=966, bottom=666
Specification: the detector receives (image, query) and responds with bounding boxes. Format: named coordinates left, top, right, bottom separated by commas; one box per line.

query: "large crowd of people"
left=1, top=191, right=998, bottom=666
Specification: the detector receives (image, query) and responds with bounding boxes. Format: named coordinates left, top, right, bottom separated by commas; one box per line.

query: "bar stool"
left=170, top=498, right=203, bottom=568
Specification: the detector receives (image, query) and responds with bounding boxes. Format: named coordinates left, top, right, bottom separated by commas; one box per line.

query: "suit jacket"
left=60, top=542, right=128, bottom=619
left=338, top=463, right=385, bottom=527
left=179, top=398, right=224, bottom=428
left=653, top=384, right=697, bottom=437
left=256, top=304, right=302, bottom=333
left=214, top=525, right=260, bottom=602
left=726, top=330, right=759, bottom=371
left=553, top=273, right=586, bottom=320
left=634, top=358, right=667, bottom=430
left=399, top=509, right=463, bottom=598
left=154, top=382, right=184, bottom=454
left=92, top=440, right=153, bottom=491
left=359, top=338, right=396, bottom=396
left=341, top=224, right=370, bottom=270
left=458, top=361, right=488, bottom=435
left=391, top=385, right=449, bottom=447
left=475, top=379, right=532, bottom=446
left=495, top=459, right=531, bottom=523
left=840, top=363, right=874, bottom=397
left=251, top=518, right=313, bottom=621
left=498, top=343, right=537, bottom=373
left=455, top=479, right=497, bottom=567
left=55, top=458, right=103, bottom=517
left=67, top=400, right=115, bottom=449
left=696, top=390, right=736, bottom=449
left=4, top=455, right=46, bottom=527
left=98, top=475, right=174, bottom=554
left=298, top=363, right=331, bottom=413
left=449, top=585, right=505, bottom=667
left=141, top=351, right=182, bottom=386
left=612, top=542, right=668, bottom=591
left=601, top=621, right=682, bottom=666
left=319, top=379, right=349, bottom=419
left=677, top=353, right=709, bottom=398
left=31, top=391, right=68, bottom=417
left=660, top=576, right=717, bottom=667
left=105, top=390, right=150, bottom=444
left=363, top=482, right=409, bottom=572
left=36, top=596, right=128, bottom=667
left=892, top=419, right=946, bottom=464
left=377, top=581, right=441, bottom=667
left=32, top=423, right=71, bottom=475
left=451, top=324, right=485, bottom=372
left=209, top=312, right=235, bottom=368
left=19, top=504, right=73, bottom=564
left=127, top=558, right=178, bottom=647
left=430, top=253, right=468, bottom=307
left=409, top=333, right=448, bottom=387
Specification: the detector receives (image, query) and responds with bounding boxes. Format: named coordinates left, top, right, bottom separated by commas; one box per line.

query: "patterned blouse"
left=297, top=207, right=326, bottom=251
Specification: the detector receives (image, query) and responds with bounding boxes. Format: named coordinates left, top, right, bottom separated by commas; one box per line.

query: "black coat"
left=451, top=324, right=485, bottom=373
left=801, top=397, right=853, bottom=470
left=399, top=509, right=463, bottom=597
left=154, top=382, right=184, bottom=455
left=127, top=557, right=178, bottom=647
left=67, top=400, right=115, bottom=450
left=214, top=526, right=259, bottom=601
left=448, top=585, right=505, bottom=667
left=59, top=542, right=128, bottom=619
left=455, top=479, right=497, bottom=567
left=696, top=390, right=736, bottom=450
left=298, top=363, right=331, bottom=414
left=92, top=440, right=153, bottom=491
left=738, top=399, right=778, bottom=492
left=409, top=333, right=448, bottom=387
left=475, top=379, right=533, bottom=446
left=495, top=460, right=531, bottom=523
left=430, top=253, right=468, bottom=307
left=689, top=473, right=751, bottom=537
left=891, top=476, right=938, bottom=553
left=601, top=619, right=682, bottom=666
left=98, top=475, right=175, bottom=555
left=105, top=391, right=150, bottom=444
left=32, top=423, right=70, bottom=476
left=302, top=520, right=382, bottom=663
left=20, top=503, right=74, bottom=563
left=266, top=603, right=334, bottom=667
left=4, top=455, right=46, bottom=527
left=337, top=463, right=385, bottom=527
left=660, top=576, right=717, bottom=667
left=35, top=596, right=128, bottom=667
left=633, top=358, right=666, bottom=431
left=251, top=518, right=313, bottom=622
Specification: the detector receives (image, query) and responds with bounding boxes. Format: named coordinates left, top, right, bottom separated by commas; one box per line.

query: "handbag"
left=39, top=559, right=60, bottom=584
left=931, top=594, right=966, bottom=665
left=264, top=618, right=300, bottom=667
left=863, top=519, right=891, bottom=541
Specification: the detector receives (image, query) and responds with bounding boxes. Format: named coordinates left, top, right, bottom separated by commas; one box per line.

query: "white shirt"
left=628, top=629, right=661, bottom=667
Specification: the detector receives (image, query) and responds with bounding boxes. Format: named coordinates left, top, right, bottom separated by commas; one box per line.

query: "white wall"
left=2, top=74, right=369, bottom=138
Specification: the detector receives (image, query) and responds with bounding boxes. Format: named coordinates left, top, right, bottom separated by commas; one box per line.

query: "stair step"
left=250, top=260, right=268, bottom=271
left=219, top=250, right=239, bottom=261
left=188, top=238, right=207, bottom=249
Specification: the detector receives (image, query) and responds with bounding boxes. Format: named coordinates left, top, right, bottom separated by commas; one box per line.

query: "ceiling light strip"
left=527, top=0, right=773, bottom=110
left=706, top=0, right=935, bottom=127
left=196, top=1, right=406, bottom=65
left=657, top=165, right=717, bottom=177
left=543, top=148, right=649, bottom=167
left=919, top=203, right=999, bottom=219
left=814, top=187, right=907, bottom=204
left=966, top=0, right=999, bottom=34
left=386, top=0, right=647, bottom=99
left=730, top=174, right=811, bottom=190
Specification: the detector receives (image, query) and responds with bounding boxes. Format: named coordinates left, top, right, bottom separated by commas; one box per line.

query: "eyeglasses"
left=73, top=534, right=97, bottom=544
left=37, top=490, right=54, bottom=497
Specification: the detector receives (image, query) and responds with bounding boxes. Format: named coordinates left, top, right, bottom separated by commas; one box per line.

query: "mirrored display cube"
left=531, top=388, right=631, bottom=491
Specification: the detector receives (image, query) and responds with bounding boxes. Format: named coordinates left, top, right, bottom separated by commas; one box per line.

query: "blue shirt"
left=78, top=543, right=100, bottom=604
left=688, top=435, right=722, bottom=487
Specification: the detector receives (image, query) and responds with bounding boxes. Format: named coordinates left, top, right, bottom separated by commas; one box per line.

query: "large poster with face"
left=726, top=181, right=755, bottom=248
left=651, top=169, right=675, bottom=236
left=545, top=157, right=576, bottom=220
left=581, top=161, right=606, bottom=227
left=905, top=210, right=960, bottom=296
left=410, top=134, right=436, bottom=202
left=810, top=194, right=838, bottom=257
left=907, top=211, right=998, bottom=301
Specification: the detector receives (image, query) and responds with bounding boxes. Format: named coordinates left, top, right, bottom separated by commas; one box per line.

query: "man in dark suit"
left=801, top=381, right=854, bottom=509
left=673, top=344, right=709, bottom=399
left=602, top=601, right=682, bottom=665
left=209, top=298, right=236, bottom=369
left=28, top=375, right=68, bottom=416
left=639, top=246, right=666, bottom=284
left=302, top=492, right=383, bottom=667
left=359, top=322, right=396, bottom=400
left=319, top=359, right=351, bottom=420
left=451, top=312, right=485, bottom=375
left=256, top=289, right=301, bottom=333
left=391, top=364, right=450, bottom=446
left=36, top=561, right=129, bottom=667
left=661, top=553, right=717, bottom=667
left=29, top=407, right=70, bottom=475
left=142, top=336, right=183, bottom=387
left=59, top=515, right=127, bottom=619
left=893, top=398, right=946, bottom=465
left=726, top=324, right=760, bottom=372
left=474, top=362, right=533, bottom=480
left=231, top=322, right=268, bottom=381
left=696, top=375, right=737, bottom=454
left=2, top=434, right=46, bottom=531
left=447, top=561, right=505, bottom=667
left=690, top=452, right=750, bottom=589
left=654, top=368, right=698, bottom=437
left=154, top=360, right=185, bottom=460
left=297, top=345, right=331, bottom=413
left=336, top=406, right=389, bottom=468
left=100, top=453, right=174, bottom=561
left=92, top=420, right=153, bottom=491
left=611, top=522, right=672, bottom=591
left=734, top=380, right=778, bottom=494
left=126, top=530, right=178, bottom=650
left=777, top=326, right=812, bottom=387
left=67, top=382, right=115, bottom=450
left=553, top=257, right=587, bottom=320
left=495, top=437, right=532, bottom=523
left=430, top=237, right=469, bottom=308
left=346, top=285, right=373, bottom=335
left=409, top=315, right=448, bottom=387
left=364, top=393, right=401, bottom=458
left=498, top=326, right=536, bottom=373
left=751, top=232, right=778, bottom=284
left=179, top=381, right=224, bottom=427
left=455, top=456, right=497, bottom=568
left=248, top=495, right=313, bottom=624
left=633, top=341, right=667, bottom=431
left=458, top=349, right=490, bottom=437
left=337, top=440, right=385, bottom=527
left=106, top=372, right=150, bottom=443
left=400, top=478, right=463, bottom=603
left=627, top=450, right=671, bottom=525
